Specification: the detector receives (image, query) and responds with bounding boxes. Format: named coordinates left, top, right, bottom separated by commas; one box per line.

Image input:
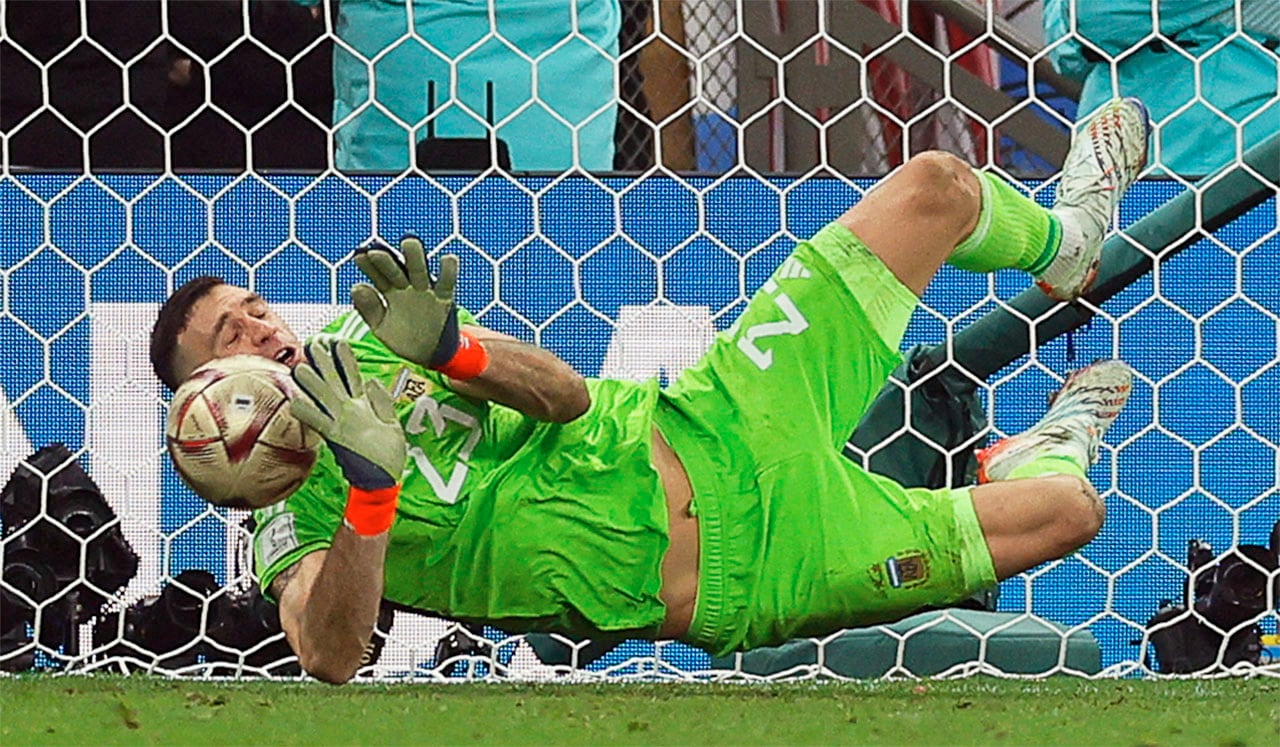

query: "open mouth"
left=273, top=347, right=297, bottom=366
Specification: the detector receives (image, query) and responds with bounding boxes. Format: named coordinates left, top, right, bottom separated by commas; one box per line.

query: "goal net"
left=2, top=0, right=1277, bottom=680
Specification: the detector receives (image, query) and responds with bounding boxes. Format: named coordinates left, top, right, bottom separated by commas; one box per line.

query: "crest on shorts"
left=885, top=553, right=929, bottom=588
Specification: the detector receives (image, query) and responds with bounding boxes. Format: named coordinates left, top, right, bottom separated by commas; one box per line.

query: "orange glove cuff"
left=436, top=330, right=489, bottom=380
left=343, top=485, right=400, bottom=536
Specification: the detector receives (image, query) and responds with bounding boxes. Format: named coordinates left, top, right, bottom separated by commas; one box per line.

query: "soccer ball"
left=166, top=355, right=320, bottom=509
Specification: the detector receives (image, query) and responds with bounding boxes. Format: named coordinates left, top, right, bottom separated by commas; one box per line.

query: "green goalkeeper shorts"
left=655, top=222, right=998, bottom=656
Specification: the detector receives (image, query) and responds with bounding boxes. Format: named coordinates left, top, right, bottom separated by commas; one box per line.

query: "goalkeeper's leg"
left=969, top=474, right=1106, bottom=578
left=683, top=361, right=1132, bottom=652
left=970, top=360, right=1133, bottom=577
left=843, top=98, right=1149, bottom=301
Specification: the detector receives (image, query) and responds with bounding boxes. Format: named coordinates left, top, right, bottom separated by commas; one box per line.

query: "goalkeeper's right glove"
left=290, top=340, right=407, bottom=536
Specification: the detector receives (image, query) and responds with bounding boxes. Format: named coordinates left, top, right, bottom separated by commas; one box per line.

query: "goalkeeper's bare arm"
left=153, top=98, right=1152, bottom=682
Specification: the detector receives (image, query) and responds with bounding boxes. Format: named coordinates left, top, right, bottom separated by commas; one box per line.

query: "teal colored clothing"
left=1044, top=0, right=1280, bottom=176
left=306, top=0, right=621, bottom=172
left=253, top=310, right=669, bottom=638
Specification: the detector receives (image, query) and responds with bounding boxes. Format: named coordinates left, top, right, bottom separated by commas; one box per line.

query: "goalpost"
left=1, top=0, right=1277, bottom=680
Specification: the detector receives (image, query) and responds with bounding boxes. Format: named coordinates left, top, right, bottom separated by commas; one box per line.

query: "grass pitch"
left=1, top=675, right=1277, bottom=746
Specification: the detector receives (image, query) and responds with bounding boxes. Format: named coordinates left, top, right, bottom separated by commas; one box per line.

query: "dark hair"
left=151, top=276, right=226, bottom=391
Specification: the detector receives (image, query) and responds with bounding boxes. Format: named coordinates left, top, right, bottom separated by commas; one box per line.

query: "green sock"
left=948, top=170, right=1062, bottom=274
left=1004, top=454, right=1087, bottom=481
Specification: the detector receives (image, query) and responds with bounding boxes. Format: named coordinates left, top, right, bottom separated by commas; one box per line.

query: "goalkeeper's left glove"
left=351, top=236, right=488, bottom=380
left=290, top=340, right=406, bottom=535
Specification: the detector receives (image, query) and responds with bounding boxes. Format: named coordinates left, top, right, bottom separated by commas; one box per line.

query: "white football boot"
left=1036, top=98, right=1151, bottom=301
left=977, top=360, right=1134, bottom=483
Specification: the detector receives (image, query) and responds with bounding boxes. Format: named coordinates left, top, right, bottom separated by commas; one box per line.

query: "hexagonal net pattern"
left=1, top=1, right=1277, bottom=681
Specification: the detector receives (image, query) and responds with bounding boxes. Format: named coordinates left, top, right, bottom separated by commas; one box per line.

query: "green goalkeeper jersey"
left=252, top=311, right=670, bottom=638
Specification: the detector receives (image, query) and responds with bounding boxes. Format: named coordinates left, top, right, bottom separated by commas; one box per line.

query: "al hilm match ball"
left=166, top=355, right=320, bottom=509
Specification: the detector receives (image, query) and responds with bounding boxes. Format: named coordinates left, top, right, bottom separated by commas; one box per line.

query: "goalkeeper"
left=151, top=99, right=1150, bottom=684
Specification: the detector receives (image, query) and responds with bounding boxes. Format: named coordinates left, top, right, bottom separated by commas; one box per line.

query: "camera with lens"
left=1144, top=522, right=1280, bottom=673
left=1, top=444, right=138, bottom=671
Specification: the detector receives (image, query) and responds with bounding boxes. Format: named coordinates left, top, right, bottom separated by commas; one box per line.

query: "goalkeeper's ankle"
left=1002, top=454, right=1088, bottom=482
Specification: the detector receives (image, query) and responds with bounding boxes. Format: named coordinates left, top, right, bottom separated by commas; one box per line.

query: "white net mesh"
left=1, top=0, right=1277, bottom=680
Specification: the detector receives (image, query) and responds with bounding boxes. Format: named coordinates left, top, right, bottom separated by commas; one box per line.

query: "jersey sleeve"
left=252, top=450, right=346, bottom=601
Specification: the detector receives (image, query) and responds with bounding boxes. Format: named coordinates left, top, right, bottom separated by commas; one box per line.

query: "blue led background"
left=1, top=173, right=1276, bottom=672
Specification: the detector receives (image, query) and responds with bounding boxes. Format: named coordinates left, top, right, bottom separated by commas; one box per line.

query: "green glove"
left=289, top=340, right=406, bottom=491
left=351, top=236, right=461, bottom=369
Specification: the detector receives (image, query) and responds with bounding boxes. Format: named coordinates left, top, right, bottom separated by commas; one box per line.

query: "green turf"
left=1, top=675, right=1277, bottom=746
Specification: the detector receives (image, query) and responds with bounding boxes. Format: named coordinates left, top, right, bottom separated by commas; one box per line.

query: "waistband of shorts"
left=653, top=397, right=735, bottom=654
